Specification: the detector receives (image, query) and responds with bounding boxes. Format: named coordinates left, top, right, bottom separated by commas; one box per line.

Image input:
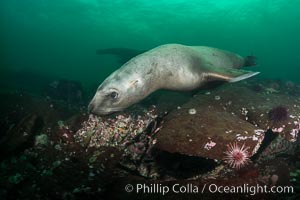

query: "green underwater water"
left=1, top=0, right=300, bottom=89
left=1, top=2, right=300, bottom=199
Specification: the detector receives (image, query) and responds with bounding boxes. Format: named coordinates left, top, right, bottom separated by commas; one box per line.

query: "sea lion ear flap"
left=129, top=79, right=139, bottom=88
left=204, top=67, right=260, bottom=83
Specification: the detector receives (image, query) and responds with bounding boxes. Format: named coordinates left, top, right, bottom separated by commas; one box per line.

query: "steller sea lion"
left=89, top=44, right=259, bottom=115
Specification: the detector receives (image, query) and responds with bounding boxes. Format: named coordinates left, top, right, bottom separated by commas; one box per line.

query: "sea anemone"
left=268, top=106, right=288, bottom=122
left=188, top=108, right=197, bottom=115
left=223, top=142, right=250, bottom=169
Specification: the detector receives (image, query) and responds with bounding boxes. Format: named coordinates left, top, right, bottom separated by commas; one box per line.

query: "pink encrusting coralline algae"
left=223, top=142, right=250, bottom=169
left=74, top=107, right=160, bottom=164
left=75, top=108, right=158, bottom=148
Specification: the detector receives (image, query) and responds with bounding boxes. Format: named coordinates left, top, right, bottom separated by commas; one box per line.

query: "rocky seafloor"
left=0, top=78, right=300, bottom=200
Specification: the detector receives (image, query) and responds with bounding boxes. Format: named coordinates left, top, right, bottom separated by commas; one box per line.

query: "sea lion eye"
left=110, top=91, right=118, bottom=99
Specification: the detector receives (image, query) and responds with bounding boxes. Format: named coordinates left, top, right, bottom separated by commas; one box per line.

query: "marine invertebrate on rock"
left=188, top=108, right=197, bottom=115
left=214, top=95, right=221, bottom=100
left=34, top=134, right=48, bottom=146
left=268, top=106, right=288, bottom=123
left=75, top=107, right=159, bottom=160
left=75, top=110, right=157, bottom=148
left=223, top=142, right=250, bottom=169
left=204, top=140, right=216, bottom=150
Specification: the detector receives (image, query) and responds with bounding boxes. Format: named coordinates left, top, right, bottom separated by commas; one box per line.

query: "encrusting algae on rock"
left=75, top=107, right=158, bottom=149
left=74, top=106, right=162, bottom=177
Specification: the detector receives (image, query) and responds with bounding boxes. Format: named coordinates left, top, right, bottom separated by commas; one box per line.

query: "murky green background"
left=1, top=0, right=299, bottom=89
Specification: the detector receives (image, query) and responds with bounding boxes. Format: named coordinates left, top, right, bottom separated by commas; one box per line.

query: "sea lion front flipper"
left=204, top=67, right=260, bottom=83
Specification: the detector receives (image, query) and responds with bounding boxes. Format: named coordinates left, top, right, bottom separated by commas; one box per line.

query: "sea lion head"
left=88, top=69, right=146, bottom=115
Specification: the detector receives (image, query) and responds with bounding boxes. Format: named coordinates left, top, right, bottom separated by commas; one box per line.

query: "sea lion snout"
left=88, top=91, right=125, bottom=115
left=88, top=100, right=108, bottom=115
left=88, top=101, right=95, bottom=114
left=88, top=99, right=103, bottom=115
left=88, top=96, right=106, bottom=115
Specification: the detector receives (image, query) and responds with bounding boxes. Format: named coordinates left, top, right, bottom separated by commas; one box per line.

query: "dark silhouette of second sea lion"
left=96, top=48, right=146, bottom=64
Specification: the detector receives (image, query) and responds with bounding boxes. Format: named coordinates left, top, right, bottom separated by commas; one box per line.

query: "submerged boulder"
left=155, top=106, right=264, bottom=161
left=0, top=114, right=43, bottom=156
left=154, top=80, right=300, bottom=164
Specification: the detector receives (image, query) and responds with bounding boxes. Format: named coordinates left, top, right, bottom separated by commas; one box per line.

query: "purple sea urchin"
left=223, top=143, right=250, bottom=169
left=268, top=106, right=288, bottom=122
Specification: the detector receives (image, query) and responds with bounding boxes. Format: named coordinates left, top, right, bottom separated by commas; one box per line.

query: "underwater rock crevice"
left=0, top=114, right=44, bottom=158
left=153, top=150, right=219, bottom=180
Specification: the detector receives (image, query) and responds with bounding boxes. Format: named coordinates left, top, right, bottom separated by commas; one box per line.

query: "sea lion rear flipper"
left=205, top=67, right=260, bottom=83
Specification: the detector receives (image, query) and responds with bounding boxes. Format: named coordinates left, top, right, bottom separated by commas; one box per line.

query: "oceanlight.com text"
left=124, top=183, right=294, bottom=196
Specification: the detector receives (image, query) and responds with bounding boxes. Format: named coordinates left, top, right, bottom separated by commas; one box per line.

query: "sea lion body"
left=89, top=44, right=258, bottom=115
